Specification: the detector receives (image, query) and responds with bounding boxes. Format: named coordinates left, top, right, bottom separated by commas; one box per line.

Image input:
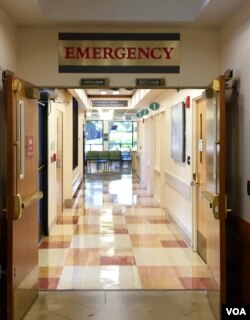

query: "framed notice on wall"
left=171, top=101, right=185, bottom=163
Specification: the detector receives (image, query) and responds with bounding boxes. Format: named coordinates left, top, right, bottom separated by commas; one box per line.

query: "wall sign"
left=149, top=102, right=160, bottom=110
left=136, top=111, right=142, bottom=118
left=141, top=109, right=149, bottom=116
left=58, top=33, right=180, bottom=73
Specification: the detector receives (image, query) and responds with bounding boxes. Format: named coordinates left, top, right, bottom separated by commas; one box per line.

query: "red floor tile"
left=39, top=278, right=60, bottom=290
left=148, top=218, right=169, bottom=224
left=114, top=227, right=129, bottom=234
left=56, top=216, right=79, bottom=225
left=100, top=256, right=136, bottom=266
left=179, top=277, right=219, bottom=290
left=39, top=241, right=71, bottom=249
left=161, top=240, right=188, bottom=248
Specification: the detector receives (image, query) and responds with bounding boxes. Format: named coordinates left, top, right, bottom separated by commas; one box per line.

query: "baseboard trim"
left=165, top=206, right=192, bottom=248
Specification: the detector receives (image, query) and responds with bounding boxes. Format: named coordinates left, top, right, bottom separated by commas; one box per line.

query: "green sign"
left=149, top=102, right=160, bottom=110
left=141, top=109, right=149, bottom=116
left=136, top=111, right=142, bottom=118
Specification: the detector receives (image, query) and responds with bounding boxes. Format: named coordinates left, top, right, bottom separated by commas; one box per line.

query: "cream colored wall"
left=163, top=89, right=203, bottom=242
left=17, top=27, right=219, bottom=88
left=138, top=89, right=203, bottom=243
left=48, top=89, right=76, bottom=231
left=63, top=91, right=73, bottom=199
left=47, top=98, right=58, bottom=229
left=220, top=2, right=250, bottom=222
left=0, top=8, right=18, bottom=87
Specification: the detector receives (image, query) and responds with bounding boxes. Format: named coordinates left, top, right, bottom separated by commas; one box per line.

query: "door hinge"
left=213, top=79, right=220, bottom=92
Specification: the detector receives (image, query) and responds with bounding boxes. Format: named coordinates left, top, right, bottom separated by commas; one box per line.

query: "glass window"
left=109, top=121, right=137, bottom=150
left=85, top=120, right=103, bottom=151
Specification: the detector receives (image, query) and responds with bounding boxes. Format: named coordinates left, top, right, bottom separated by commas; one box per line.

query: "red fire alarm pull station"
left=185, top=96, right=190, bottom=108
left=51, top=153, right=57, bottom=163
left=26, top=136, right=34, bottom=158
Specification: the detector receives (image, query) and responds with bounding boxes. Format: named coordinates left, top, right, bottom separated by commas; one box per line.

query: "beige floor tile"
left=24, top=291, right=215, bottom=320
left=70, top=234, right=132, bottom=248
left=57, top=266, right=141, bottom=289
left=39, top=249, right=69, bottom=267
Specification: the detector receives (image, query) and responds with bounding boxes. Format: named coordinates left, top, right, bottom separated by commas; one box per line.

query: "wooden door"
left=4, top=74, right=42, bottom=319
left=56, top=110, right=63, bottom=219
left=0, top=88, right=7, bottom=319
left=194, top=76, right=226, bottom=319
left=195, top=99, right=207, bottom=262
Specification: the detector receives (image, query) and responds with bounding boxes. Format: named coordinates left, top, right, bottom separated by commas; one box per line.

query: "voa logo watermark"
left=226, top=308, right=246, bottom=316
left=222, top=304, right=250, bottom=319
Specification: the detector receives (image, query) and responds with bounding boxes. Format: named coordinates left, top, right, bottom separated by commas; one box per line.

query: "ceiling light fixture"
left=100, top=90, right=107, bottom=95
left=112, top=89, right=120, bottom=95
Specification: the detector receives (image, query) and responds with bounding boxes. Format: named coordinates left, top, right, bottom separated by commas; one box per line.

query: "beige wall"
left=138, top=89, right=203, bottom=244
left=48, top=89, right=84, bottom=231
left=0, top=8, right=18, bottom=88
left=17, top=27, right=219, bottom=88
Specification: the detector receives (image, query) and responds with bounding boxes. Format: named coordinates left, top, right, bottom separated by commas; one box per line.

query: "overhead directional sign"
left=91, top=100, right=128, bottom=108
left=81, top=78, right=109, bottom=87
left=136, top=78, right=165, bottom=87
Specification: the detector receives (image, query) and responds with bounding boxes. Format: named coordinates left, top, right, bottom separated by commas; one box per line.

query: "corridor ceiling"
left=0, top=0, right=246, bottom=27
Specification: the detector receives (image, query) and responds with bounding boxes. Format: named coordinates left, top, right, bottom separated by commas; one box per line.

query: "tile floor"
left=24, top=290, right=216, bottom=320
left=38, top=169, right=218, bottom=291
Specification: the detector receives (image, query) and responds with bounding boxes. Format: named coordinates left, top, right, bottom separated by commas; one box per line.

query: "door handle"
left=191, top=172, right=200, bottom=186
left=201, top=191, right=219, bottom=220
left=190, top=181, right=200, bottom=187
left=13, top=191, right=43, bottom=220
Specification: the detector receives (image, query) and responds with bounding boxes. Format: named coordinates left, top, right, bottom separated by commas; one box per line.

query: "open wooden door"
left=56, top=109, right=63, bottom=219
left=4, top=73, right=42, bottom=320
left=0, top=85, right=8, bottom=320
left=193, top=76, right=226, bottom=319
left=195, top=99, right=208, bottom=263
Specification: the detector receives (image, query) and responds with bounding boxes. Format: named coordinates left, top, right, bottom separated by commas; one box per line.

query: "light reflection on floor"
left=38, top=169, right=218, bottom=291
